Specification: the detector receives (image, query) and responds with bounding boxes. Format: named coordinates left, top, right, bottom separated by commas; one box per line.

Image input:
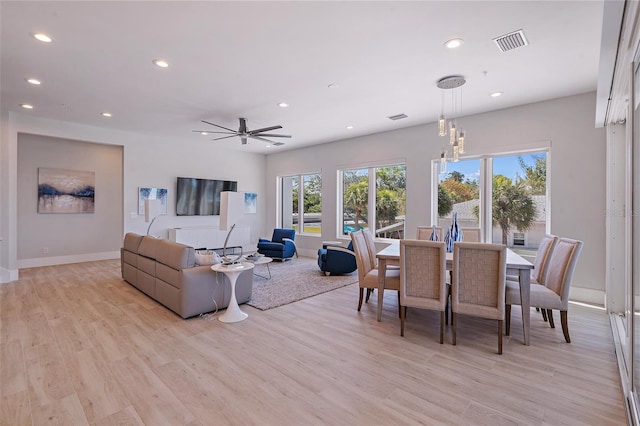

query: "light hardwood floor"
left=1, top=259, right=627, bottom=425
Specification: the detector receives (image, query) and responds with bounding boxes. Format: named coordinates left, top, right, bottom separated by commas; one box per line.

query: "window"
left=280, top=173, right=321, bottom=234
left=341, top=164, right=406, bottom=239
left=435, top=151, right=548, bottom=256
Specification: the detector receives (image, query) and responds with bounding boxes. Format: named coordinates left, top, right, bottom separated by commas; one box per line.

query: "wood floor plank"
left=0, top=259, right=628, bottom=425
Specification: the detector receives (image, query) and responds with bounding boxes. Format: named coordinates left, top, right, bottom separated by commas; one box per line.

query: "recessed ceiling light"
left=328, top=83, right=340, bottom=89
left=33, top=33, right=52, bottom=43
left=26, top=78, right=41, bottom=85
left=265, top=145, right=271, bottom=148
left=200, top=132, right=208, bottom=135
left=20, top=103, right=34, bottom=109
left=490, top=92, right=503, bottom=97
left=444, top=38, right=464, bottom=49
left=101, top=112, right=112, bottom=117
left=346, top=125, right=354, bottom=130
left=277, top=102, right=289, bottom=108
left=153, top=59, right=169, bottom=68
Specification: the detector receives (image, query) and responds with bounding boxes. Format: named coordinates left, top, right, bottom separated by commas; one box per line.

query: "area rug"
left=247, top=257, right=357, bottom=310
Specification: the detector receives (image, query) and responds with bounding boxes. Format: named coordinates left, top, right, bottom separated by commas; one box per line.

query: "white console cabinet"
left=169, top=226, right=251, bottom=250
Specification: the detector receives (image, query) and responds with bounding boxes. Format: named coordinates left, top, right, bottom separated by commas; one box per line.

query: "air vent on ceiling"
left=388, top=113, right=408, bottom=121
left=493, top=29, right=528, bottom=53
left=272, top=141, right=285, bottom=146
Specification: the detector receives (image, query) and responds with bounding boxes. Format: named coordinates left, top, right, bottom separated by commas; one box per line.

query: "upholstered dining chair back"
left=399, top=239, right=448, bottom=342
left=544, top=237, right=583, bottom=310
left=531, top=234, right=558, bottom=285
left=460, top=227, right=481, bottom=242
left=417, top=226, right=443, bottom=241
left=351, top=230, right=374, bottom=280
left=452, top=242, right=507, bottom=354
left=350, top=230, right=400, bottom=312
left=361, top=228, right=378, bottom=270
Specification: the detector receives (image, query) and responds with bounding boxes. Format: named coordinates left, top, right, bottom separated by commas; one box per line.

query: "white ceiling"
left=1, top=1, right=604, bottom=153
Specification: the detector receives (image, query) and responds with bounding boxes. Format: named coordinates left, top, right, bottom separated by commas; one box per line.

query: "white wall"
left=0, top=113, right=267, bottom=281
left=265, top=92, right=606, bottom=302
left=17, top=133, right=123, bottom=266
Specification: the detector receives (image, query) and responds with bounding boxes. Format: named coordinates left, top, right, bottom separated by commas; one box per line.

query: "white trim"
left=569, top=286, right=605, bottom=306
left=0, top=267, right=19, bottom=284
left=17, top=251, right=120, bottom=269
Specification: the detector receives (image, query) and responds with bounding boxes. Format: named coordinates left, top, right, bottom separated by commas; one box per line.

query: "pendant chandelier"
left=437, top=75, right=467, bottom=171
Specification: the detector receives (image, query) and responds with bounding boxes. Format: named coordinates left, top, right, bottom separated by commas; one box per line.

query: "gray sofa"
left=121, top=232, right=253, bottom=318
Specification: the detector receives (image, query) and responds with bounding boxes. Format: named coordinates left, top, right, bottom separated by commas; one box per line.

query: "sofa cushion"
left=138, top=236, right=162, bottom=260
left=123, top=232, right=144, bottom=253
left=155, top=239, right=195, bottom=270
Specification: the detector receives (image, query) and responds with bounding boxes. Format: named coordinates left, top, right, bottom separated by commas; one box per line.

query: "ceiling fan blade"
left=241, top=135, right=248, bottom=145
left=249, top=135, right=283, bottom=145
left=201, top=120, right=237, bottom=133
left=254, top=133, right=292, bottom=138
left=212, top=135, right=239, bottom=141
left=249, top=125, right=282, bottom=134
left=239, top=118, right=247, bottom=134
left=192, top=130, right=236, bottom=134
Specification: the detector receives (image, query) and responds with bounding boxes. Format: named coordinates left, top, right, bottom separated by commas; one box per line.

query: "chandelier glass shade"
left=437, top=75, right=467, bottom=166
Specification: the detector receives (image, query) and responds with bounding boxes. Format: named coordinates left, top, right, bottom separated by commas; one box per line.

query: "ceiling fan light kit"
left=193, top=117, right=291, bottom=146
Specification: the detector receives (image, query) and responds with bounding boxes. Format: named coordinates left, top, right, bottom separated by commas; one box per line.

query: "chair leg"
left=547, top=309, right=555, bottom=328
left=365, top=289, right=371, bottom=303
left=561, top=310, right=571, bottom=343
left=445, top=285, right=451, bottom=325
left=398, top=292, right=401, bottom=318
left=541, top=309, right=548, bottom=322
left=358, top=288, right=364, bottom=311
left=498, top=320, right=503, bottom=355
left=439, top=311, right=445, bottom=344
left=400, top=305, right=406, bottom=337
left=505, top=304, right=511, bottom=336
left=452, top=313, right=457, bottom=345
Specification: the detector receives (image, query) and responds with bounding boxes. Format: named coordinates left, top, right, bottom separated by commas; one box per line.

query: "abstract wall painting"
left=38, top=168, right=95, bottom=214
left=139, top=187, right=168, bottom=215
left=244, top=192, right=257, bottom=214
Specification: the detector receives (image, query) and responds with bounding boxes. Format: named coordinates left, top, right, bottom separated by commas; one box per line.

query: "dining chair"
left=399, top=239, right=448, bottom=343
left=350, top=230, right=400, bottom=312
left=460, top=227, right=481, bottom=242
left=452, top=242, right=507, bottom=354
left=417, top=226, right=442, bottom=241
left=507, top=234, right=558, bottom=322
left=363, top=228, right=399, bottom=271
left=505, top=237, right=583, bottom=343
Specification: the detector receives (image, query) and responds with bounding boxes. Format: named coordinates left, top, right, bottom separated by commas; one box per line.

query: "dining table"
left=376, top=240, right=535, bottom=345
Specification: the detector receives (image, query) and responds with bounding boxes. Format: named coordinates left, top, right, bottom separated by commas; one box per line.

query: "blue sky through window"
left=440, top=153, right=545, bottom=182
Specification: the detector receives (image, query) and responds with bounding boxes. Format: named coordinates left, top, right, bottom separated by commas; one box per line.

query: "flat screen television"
left=176, top=177, right=237, bottom=216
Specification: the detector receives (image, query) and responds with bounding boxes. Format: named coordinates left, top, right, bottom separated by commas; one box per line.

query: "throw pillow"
left=194, top=250, right=222, bottom=266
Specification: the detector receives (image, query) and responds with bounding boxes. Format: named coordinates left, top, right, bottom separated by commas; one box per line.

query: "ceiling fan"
left=193, top=117, right=291, bottom=145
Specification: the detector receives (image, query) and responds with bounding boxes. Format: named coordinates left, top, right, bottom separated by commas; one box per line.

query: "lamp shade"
left=219, top=191, right=245, bottom=231
left=144, top=198, right=162, bottom=223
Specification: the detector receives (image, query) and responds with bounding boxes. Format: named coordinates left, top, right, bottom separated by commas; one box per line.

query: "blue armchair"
left=317, top=241, right=357, bottom=275
left=257, top=228, right=297, bottom=260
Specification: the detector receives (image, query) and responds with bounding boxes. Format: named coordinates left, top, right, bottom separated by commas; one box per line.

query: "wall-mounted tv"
left=176, top=177, right=237, bottom=216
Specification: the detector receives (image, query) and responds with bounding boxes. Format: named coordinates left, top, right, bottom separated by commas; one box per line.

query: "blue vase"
left=444, top=212, right=463, bottom=252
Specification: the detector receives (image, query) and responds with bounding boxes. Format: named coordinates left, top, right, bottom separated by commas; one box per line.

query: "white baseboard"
left=570, top=286, right=605, bottom=306
left=17, top=251, right=120, bottom=269
left=0, top=267, right=19, bottom=284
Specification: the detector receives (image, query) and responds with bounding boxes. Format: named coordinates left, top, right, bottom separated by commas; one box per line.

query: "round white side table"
left=211, top=262, right=254, bottom=323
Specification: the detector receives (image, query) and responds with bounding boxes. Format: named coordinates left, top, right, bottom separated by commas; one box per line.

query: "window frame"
left=279, top=171, right=322, bottom=236
left=432, top=147, right=550, bottom=245
left=338, top=161, right=406, bottom=241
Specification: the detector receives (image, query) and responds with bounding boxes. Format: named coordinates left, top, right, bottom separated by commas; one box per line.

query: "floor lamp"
left=219, top=191, right=245, bottom=264
left=144, top=198, right=163, bottom=236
